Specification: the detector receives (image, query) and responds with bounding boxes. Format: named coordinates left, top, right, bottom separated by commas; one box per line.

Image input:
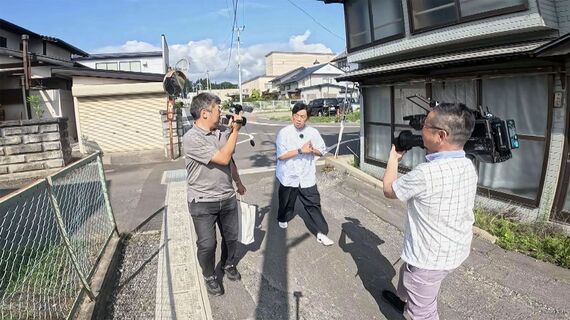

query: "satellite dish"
left=163, top=69, right=188, bottom=98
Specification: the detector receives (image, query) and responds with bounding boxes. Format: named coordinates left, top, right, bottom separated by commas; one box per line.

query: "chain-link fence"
left=0, top=152, right=117, bottom=320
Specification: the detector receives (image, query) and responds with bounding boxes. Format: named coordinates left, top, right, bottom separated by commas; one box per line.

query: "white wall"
left=73, top=77, right=144, bottom=85
left=79, top=56, right=164, bottom=74
left=59, top=89, right=77, bottom=141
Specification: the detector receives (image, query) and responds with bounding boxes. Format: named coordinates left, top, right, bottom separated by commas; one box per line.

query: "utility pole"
left=234, top=25, right=245, bottom=105
left=206, top=70, right=211, bottom=91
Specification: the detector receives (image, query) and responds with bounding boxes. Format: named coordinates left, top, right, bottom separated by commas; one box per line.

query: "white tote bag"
left=237, top=196, right=256, bottom=245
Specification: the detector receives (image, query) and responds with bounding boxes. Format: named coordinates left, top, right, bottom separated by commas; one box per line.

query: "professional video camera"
left=221, top=104, right=247, bottom=126
left=394, top=95, right=519, bottom=163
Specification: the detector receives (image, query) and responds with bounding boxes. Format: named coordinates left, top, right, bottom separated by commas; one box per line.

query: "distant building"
left=270, top=63, right=352, bottom=101
left=264, top=51, right=336, bottom=76
left=74, top=51, right=166, bottom=74
left=242, top=51, right=337, bottom=96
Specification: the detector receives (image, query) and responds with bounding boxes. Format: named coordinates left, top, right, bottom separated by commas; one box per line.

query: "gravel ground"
left=105, top=212, right=163, bottom=319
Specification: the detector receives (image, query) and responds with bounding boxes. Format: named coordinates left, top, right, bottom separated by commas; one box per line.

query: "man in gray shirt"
left=183, top=92, right=246, bottom=296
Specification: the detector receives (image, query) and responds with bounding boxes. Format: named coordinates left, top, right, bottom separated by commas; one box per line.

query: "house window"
left=370, top=0, right=405, bottom=41
left=346, top=0, right=371, bottom=49
left=120, top=61, right=142, bottom=72
left=409, top=0, right=458, bottom=31
left=95, top=62, right=119, bottom=70
left=460, top=0, right=527, bottom=19
left=130, top=61, right=141, bottom=72
left=1, top=37, right=8, bottom=48
left=364, top=86, right=392, bottom=163
left=346, top=0, right=404, bottom=51
left=408, top=0, right=528, bottom=33
left=477, top=75, right=548, bottom=201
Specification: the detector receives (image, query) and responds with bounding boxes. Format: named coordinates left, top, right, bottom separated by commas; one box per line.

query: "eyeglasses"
left=423, top=124, right=448, bottom=136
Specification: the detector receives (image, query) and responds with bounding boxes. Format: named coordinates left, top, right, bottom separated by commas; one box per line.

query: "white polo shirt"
left=275, top=124, right=326, bottom=188
left=392, top=151, right=478, bottom=270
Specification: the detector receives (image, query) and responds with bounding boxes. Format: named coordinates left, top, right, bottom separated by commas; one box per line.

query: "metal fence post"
left=45, top=176, right=96, bottom=301
left=95, top=152, right=120, bottom=236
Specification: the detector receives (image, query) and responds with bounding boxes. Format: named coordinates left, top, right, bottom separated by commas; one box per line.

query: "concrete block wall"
left=0, top=118, right=72, bottom=180
left=159, top=110, right=183, bottom=159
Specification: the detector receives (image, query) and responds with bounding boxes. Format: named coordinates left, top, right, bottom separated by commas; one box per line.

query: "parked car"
left=307, top=98, right=339, bottom=116
left=242, top=103, right=255, bottom=113
left=336, top=97, right=360, bottom=113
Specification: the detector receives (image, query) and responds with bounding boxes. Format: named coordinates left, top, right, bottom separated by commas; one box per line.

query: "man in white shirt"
left=275, top=102, right=334, bottom=246
left=382, top=102, right=478, bottom=320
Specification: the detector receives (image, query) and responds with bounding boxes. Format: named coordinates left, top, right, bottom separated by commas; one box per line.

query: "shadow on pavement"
left=339, top=217, right=405, bottom=320
left=254, top=178, right=290, bottom=320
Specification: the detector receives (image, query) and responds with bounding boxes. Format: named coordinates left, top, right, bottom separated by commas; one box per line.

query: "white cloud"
left=91, top=40, right=161, bottom=54
left=289, top=31, right=332, bottom=53
left=91, top=30, right=334, bottom=82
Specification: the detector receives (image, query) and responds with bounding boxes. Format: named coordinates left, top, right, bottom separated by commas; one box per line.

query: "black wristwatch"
left=297, top=148, right=302, bottom=155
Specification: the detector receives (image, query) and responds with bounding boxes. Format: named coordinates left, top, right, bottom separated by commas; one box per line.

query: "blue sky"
left=3, top=0, right=346, bottom=81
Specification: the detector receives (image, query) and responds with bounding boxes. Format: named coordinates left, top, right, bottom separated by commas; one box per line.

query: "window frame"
left=344, top=0, right=406, bottom=53
left=362, top=70, right=553, bottom=208
left=406, top=0, right=529, bottom=34
left=0, top=36, right=6, bottom=48
left=363, top=86, right=395, bottom=166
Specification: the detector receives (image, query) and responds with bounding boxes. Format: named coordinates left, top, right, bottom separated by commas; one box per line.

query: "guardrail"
left=0, top=152, right=117, bottom=319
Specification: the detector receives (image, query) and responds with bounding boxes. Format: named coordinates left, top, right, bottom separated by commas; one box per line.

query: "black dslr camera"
left=221, top=104, right=247, bottom=126
left=394, top=96, right=519, bottom=163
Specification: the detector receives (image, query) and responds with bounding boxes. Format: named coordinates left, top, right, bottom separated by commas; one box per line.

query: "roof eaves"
left=338, top=41, right=547, bottom=82
left=52, top=67, right=164, bottom=81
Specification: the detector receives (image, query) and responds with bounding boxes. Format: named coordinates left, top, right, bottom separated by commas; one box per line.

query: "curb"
left=324, top=155, right=499, bottom=244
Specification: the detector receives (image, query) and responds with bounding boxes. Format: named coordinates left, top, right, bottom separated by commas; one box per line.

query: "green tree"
left=250, top=88, right=261, bottom=101
left=26, top=95, right=44, bottom=119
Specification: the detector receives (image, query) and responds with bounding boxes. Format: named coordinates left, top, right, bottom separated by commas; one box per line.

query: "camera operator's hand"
left=236, top=181, right=247, bottom=195
left=300, top=141, right=312, bottom=154
left=229, top=111, right=244, bottom=131
left=390, top=145, right=406, bottom=162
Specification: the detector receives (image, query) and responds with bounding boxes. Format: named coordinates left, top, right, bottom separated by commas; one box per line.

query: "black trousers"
left=188, top=196, right=238, bottom=278
left=277, top=183, right=329, bottom=235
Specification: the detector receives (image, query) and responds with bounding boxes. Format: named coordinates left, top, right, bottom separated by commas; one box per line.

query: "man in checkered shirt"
left=381, top=102, right=478, bottom=320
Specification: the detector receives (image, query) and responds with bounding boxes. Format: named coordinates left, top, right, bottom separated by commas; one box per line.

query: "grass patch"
left=270, top=111, right=360, bottom=123
left=0, top=244, right=69, bottom=295
left=474, top=208, right=570, bottom=268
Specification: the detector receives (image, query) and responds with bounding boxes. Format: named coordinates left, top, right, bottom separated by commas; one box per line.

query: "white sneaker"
left=317, top=233, right=334, bottom=246
left=279, top=221, right=288, bottom=229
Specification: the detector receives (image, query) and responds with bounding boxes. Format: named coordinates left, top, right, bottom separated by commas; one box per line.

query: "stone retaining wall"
left=0, top=118, right=72, bottom=180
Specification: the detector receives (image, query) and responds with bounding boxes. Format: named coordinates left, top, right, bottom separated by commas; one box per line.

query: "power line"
left=224, top=0, right=240, bottom=71
left=285, top=0, right=344, bottom=41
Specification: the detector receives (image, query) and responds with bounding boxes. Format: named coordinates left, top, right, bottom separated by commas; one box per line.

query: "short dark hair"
left=292, top=102, right=309, bottom=117
left=431, top=102, right=475, bottom=146
left=190, top=92, right=221, bottom=119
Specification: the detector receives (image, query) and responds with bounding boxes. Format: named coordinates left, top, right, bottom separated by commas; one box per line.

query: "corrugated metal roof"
left=337, top=41, right=548, bottom=81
